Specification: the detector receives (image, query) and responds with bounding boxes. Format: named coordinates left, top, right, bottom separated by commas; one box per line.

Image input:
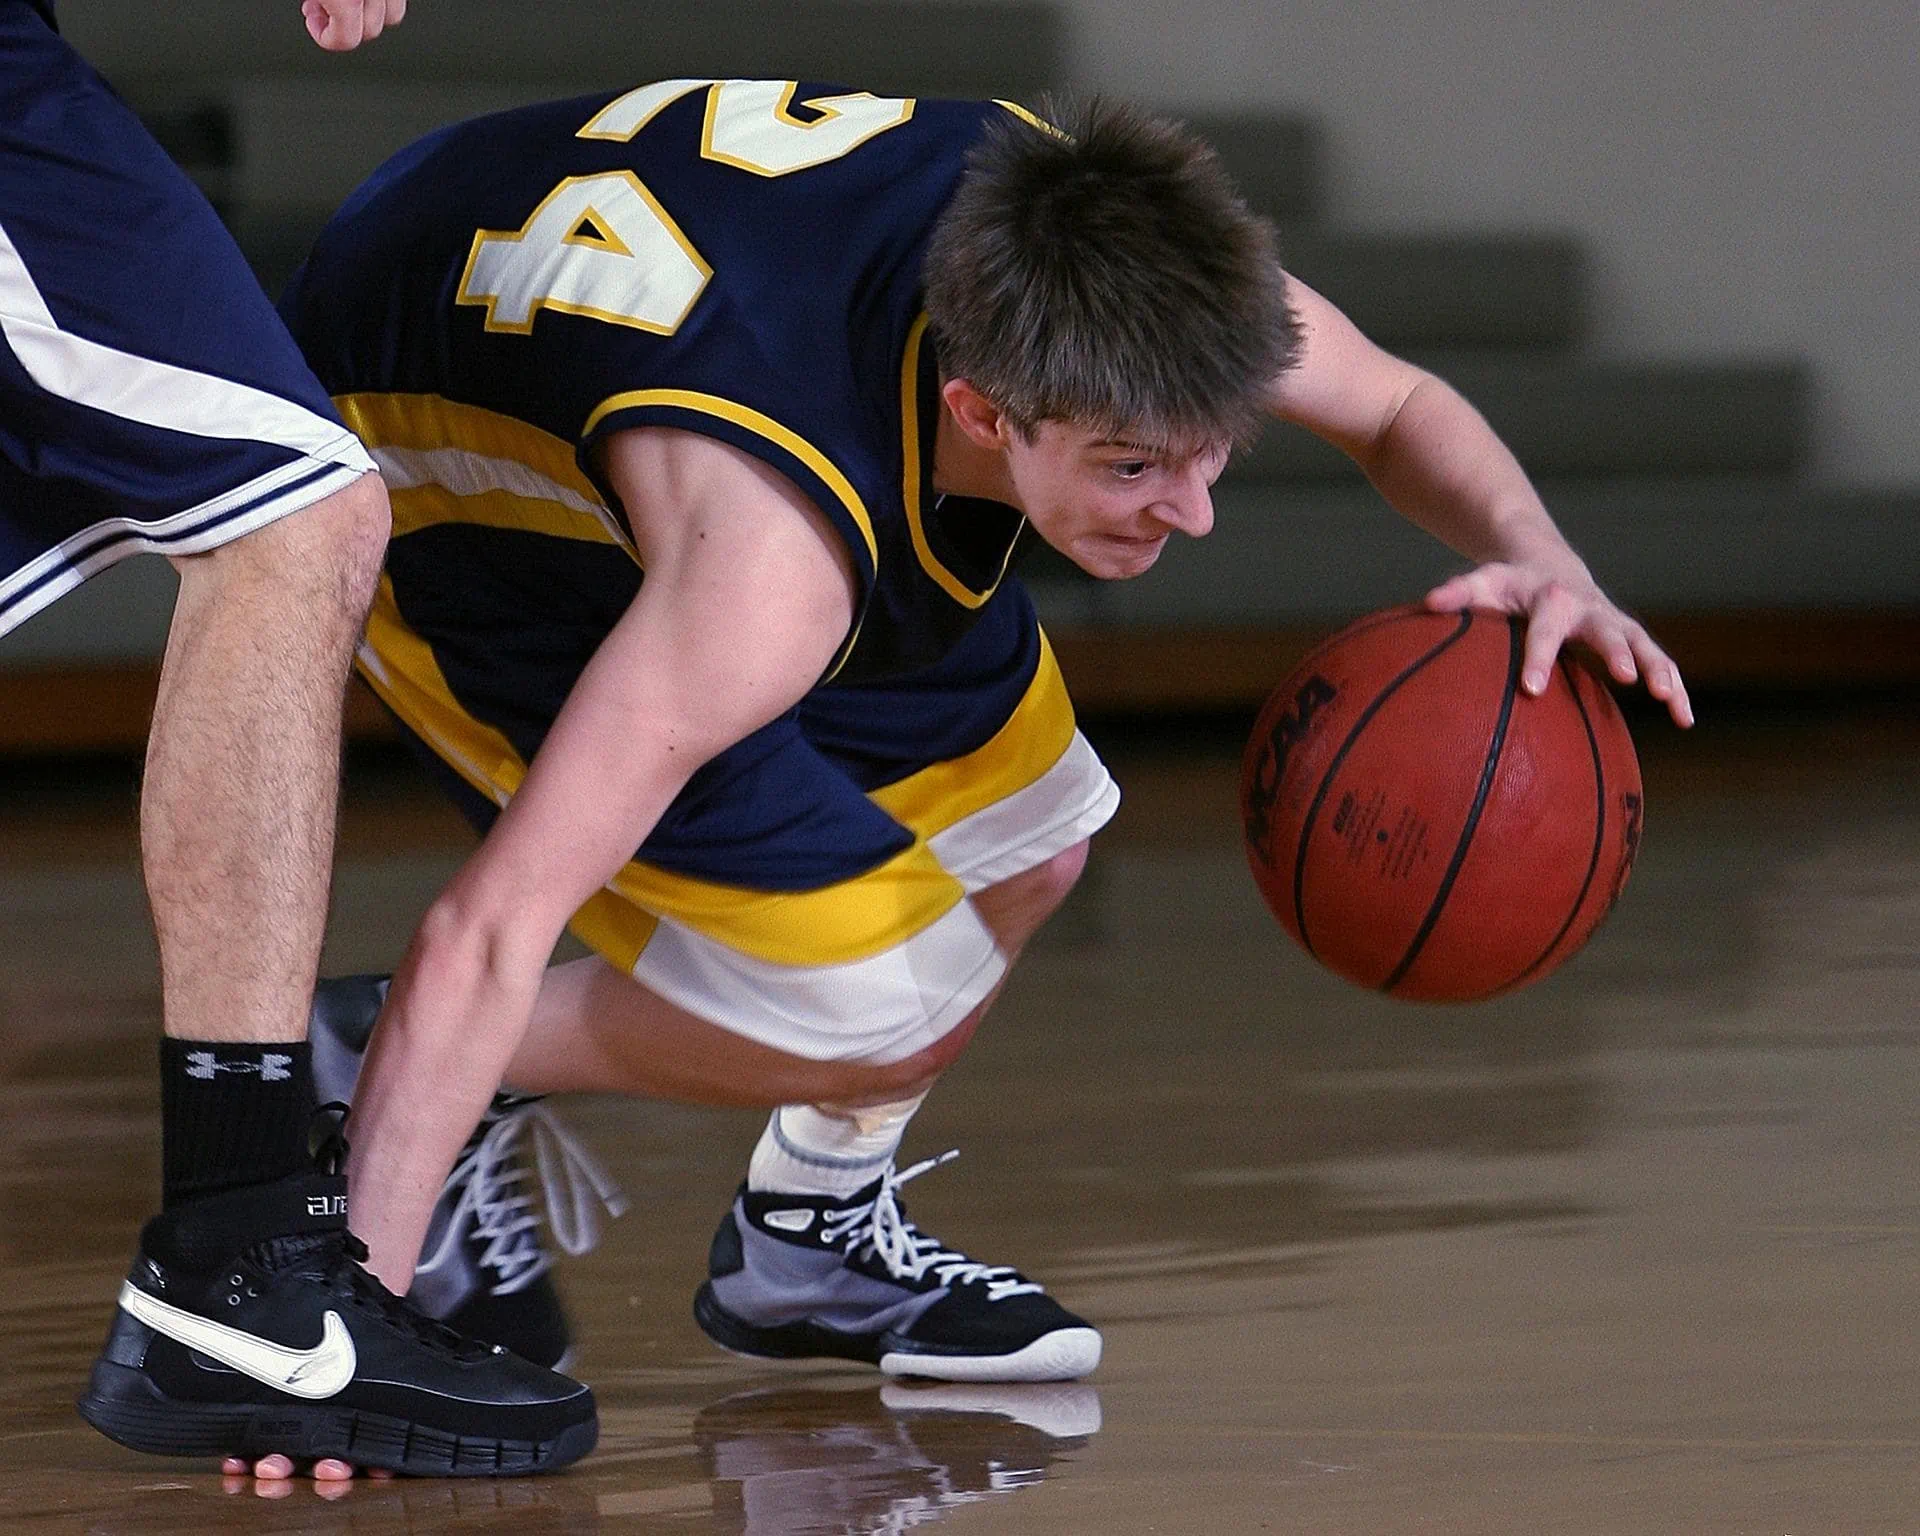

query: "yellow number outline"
left=455, top=171, right=713, bottom=337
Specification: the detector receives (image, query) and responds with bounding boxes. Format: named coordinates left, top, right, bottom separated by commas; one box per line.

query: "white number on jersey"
left=461, top=82, right=914, bottom=337
left=580, top=79, right=914, bottom=177
left=456, top=172, right=712, bottom=335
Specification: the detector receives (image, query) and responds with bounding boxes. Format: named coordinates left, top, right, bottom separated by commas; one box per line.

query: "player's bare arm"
left=302, top=0, right=406, bottom=51
left=344, top=429, right=859, bottom=1294
left=1267, top=276, right=1692, bottom=728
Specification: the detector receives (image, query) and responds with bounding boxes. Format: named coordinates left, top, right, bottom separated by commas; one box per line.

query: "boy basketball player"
left=160, top=83, right=1692, bottom=1474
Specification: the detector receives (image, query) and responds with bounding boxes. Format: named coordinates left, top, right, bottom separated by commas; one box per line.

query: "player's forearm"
left=1360, top=373, right=1590, bottom=582
left=344, top=903, right=552, bottom=1293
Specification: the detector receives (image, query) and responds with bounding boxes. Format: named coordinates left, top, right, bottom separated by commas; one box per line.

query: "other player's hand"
left=222, top=1453, right=395, bottom=1482
left=302, top=0, right=406, bottom=51
left=1425, top=562, right=1694, bottom=728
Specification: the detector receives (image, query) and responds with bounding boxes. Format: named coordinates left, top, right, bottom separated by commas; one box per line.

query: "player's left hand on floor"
left=1425, top=562, right=1694, bottom=729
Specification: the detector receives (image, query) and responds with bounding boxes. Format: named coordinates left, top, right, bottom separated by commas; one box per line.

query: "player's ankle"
left=747, top=1097, right=926, bottom=1198
left=158, top=1038, right=313, bottom=1209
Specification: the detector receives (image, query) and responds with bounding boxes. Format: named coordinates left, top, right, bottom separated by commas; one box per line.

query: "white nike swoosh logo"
left=118, top=1281, right=357, bottom=1400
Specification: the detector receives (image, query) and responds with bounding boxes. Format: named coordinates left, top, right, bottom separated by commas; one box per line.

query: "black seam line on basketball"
left=1286, top=604, right=1419, bottom=681
left=1291, top=609, right=1475, bottom=959
left=1504, top=654, right=1609, bottom=994
left=1381, top=613, right=1524, bottom=995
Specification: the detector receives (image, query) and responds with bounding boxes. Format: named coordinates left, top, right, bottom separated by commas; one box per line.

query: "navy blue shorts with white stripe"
left=0, top=0, right=374, bottom=639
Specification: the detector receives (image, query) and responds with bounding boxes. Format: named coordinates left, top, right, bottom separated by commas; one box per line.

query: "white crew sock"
left=747, top=1096, right=927, bottom=1198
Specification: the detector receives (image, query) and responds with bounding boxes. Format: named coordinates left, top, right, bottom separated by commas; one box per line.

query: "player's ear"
left=940, top=378, right=1011, bottom=451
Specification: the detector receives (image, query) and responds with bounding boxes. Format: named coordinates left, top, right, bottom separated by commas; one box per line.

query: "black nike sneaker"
left=311, top=975, right=624, bottom=1370
left=693, top=1153, right=1103, bottom=1383
left=76, top=1113, right=597, bottom=1475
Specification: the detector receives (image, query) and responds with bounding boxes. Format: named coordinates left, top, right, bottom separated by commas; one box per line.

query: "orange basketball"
left=1240, top=605, right=1644, bottom=1002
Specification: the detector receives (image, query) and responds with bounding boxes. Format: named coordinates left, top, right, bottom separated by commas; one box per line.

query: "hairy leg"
left=143, top=475, right=389, bottom=1043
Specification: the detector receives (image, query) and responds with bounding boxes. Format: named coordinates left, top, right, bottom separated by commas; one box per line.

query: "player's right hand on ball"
left=1425, top=560, right=1694, bottom=729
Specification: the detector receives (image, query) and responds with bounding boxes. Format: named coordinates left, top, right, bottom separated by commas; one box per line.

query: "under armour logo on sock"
left=184, top=1051, right=294, bottom=1081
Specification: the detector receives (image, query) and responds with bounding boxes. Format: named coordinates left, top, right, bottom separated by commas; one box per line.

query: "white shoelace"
left=820, top=1151, right=1043, bottom=1300
left=418, top=1101, right=628, bottom=1296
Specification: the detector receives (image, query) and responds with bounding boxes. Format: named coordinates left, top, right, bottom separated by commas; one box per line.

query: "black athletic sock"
left=159, top=1038, right=315, bottom=1210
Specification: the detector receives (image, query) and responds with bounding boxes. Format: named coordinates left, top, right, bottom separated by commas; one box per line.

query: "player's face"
left=1005, top=422, right=1229, bottom=580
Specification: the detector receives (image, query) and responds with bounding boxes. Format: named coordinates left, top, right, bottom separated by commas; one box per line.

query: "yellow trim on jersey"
left=868, top=629, right=1075, bottom=835
left=383, top=483, right=625, bottom=546
left=567, top=888, right=660, bottom=974
left=336, top=392, right=634, bottom=553
left=337, top=393, right=597, bottom=500
left=994, top=100, right=1071, bottom=140
left=561, top=209, right=633, bottom=257
left=354, top=580, right=964, bottom=968
left=898, top=314, right=1023, bottom=609
left=356, top=574, right=525, bottom=807
left=581, top=388, right=880, bottom=570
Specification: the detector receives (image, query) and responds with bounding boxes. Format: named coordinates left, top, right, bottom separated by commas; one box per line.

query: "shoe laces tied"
left=822, top=1151, right=1043, bottom=1300
left=419, top=1098, right=628, bottom=1297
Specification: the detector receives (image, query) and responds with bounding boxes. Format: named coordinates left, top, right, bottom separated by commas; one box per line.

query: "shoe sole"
left=693, top=1283, right=1102, bottom=1384
left=882, top=1327, right=1103, bottom=1383
left=77, top=1360, right=597, bottom=1476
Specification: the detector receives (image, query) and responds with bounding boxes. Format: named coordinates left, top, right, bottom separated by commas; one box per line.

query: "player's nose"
left=1154, top=475, right=1215, bottom=538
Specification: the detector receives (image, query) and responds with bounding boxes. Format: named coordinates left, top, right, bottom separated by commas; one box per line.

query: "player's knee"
left=815, top=1008, right=985, bottom=1103
left=972, top=838, right=1090, bottom=953
left=326, top=471, right=393, bottom=602
left=1026, top=838, right=1091, bottom=909
left=171, top=470, right=390, bottom=623
left=288, top=471, right=391, bottom=617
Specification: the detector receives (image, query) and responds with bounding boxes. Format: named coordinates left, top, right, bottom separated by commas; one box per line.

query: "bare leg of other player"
left=143, top=474, right=389, bottom=1045
left=144, top=477, right=389, bottom=1486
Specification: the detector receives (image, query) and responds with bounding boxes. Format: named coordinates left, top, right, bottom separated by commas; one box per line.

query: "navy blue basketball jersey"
left=284, top=83, right=1044, bottom=699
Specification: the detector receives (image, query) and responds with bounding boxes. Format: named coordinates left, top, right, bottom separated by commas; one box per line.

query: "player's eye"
left=1109, top=459, right=1150, bottom=481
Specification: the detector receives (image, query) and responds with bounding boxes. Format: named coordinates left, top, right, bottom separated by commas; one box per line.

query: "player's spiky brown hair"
left=923, top=95, right=1299, bottom=452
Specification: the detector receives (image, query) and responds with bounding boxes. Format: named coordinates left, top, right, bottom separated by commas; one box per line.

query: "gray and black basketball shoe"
left=693, top=1153, right=1103, bottom=1382
left=77, top=1110, right=597, bottom=1475
left=310, top=976, right=625, bottom=1370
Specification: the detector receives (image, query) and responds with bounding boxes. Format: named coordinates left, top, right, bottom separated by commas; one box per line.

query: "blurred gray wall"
left=1025, top=0, right=1920, bottom=491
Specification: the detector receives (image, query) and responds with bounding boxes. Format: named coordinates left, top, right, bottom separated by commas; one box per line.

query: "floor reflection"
left=693, top=1382, right=1101, bottom=1534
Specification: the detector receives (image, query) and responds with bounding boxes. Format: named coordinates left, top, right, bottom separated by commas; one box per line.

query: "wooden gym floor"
left=1, top=694, right=1916, bottom=1532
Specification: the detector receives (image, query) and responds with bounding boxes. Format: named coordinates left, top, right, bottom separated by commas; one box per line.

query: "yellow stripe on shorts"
left=867, top=629, right=1077, bottom=837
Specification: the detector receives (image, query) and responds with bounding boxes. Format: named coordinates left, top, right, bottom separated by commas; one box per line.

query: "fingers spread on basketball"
left=1558, top=596, right=1695, bottom=730
left=1427, top=563, right=1691, bottom=727
left=1518, top=581, right=1587, bottom=696
left=1629, top=627, right=1694, bottom=728
left=1423, top=564, right=1518, bottom=615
